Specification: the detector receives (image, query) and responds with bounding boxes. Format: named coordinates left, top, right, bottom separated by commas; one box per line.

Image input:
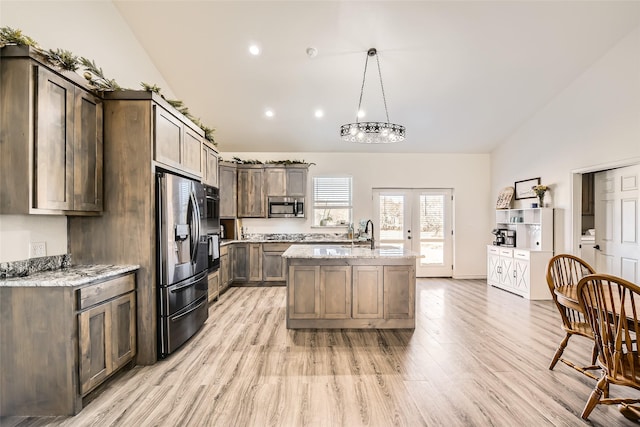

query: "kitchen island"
left=283, top=244, right=417, bottom=329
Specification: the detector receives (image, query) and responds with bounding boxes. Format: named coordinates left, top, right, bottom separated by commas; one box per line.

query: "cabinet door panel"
left=154, top=107, right=182, bottom=169
left=352, top=266, right=383, bottom=319
left=265, top=168, right=286, bottom=196
left=183, top=127, right=203, bottom=176
left=203, top=145, right=219, bottom=187
left=263, top=251, right=287, bottom=281
left=237, top=168, right=265, bottom=217
left=219, top=166, right=237, bottom=217
left=384, top=266, right=415, bottom=319
left=286, top=168, right=307, bottom=196
left=111, top=292, right=136, bottom=371
left=73, top=89, right=103, bottom=211
left=289, top=266, right=320, bottom=318
left=78, top=303, right=112, bottom=395
left=220, top=254, right=230, bottom=288
left=499, top=257, right=514, bottom=288
left=36, top=67, right=74, bottom=210
left=231, top=244, right=249, bottom=282
left=487, top=251, right=500, bottom=285
left=208, top=271, right=220, bottom=302
left=514, top=259, right=530, bottom=294
left=320, top=266, right=351, bottom=318
left=249, top=243, right=263, bottom=282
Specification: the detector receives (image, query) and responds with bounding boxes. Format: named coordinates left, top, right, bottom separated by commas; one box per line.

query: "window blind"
left=313, top=177, right=352, bottom=207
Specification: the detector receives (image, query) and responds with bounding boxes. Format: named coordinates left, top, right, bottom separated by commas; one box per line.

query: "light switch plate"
left=30, top=242, right=46, bottom=258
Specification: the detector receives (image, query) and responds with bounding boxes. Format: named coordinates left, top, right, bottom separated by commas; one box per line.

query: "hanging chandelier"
left=340, top=48, right=405, bottom=144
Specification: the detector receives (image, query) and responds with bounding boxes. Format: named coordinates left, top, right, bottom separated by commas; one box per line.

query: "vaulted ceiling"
left=113, top=1, right=640, bottom=153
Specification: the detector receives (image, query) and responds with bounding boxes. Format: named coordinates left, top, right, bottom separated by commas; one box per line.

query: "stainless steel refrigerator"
left=156, top=171, right=208, bottom=358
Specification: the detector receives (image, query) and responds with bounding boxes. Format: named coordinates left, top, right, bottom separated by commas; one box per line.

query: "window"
left=313, top=176, right=352, bottom=227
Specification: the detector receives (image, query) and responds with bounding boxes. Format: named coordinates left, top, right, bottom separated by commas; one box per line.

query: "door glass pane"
left=379, top=195, right=404, bottom=241
left=420, top=195, right=445, bottom=265
left=420, top=195, right=444, bottom=239
left=421, top=242, right=443, bottom=265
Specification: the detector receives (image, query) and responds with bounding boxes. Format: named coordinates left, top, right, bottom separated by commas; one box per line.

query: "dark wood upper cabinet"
left=0, top=46, right=103, bottom=214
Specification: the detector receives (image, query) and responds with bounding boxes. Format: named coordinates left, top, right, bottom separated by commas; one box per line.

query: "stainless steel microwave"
left=268, top=196, right=304, bottom=218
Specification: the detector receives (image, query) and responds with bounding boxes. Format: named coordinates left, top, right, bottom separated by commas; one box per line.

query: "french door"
left=373, top=189, right=453, bottom=277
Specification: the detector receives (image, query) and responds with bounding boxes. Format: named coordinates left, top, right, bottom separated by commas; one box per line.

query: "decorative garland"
left=0, top=26, right=215, bottom=144
left=229, top=157, right=314, bottom=165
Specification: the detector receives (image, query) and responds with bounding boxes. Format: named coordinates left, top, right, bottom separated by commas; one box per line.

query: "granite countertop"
left=221, top=234, right=369, bottom=246
left=282, top=244, right=420, bottom=259
left=222, top=238, right=364, bottom=245
left=0, top=264, right=139, bottom=288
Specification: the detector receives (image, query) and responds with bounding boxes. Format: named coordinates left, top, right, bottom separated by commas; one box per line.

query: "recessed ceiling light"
left=265, top=109, right=274, bottom=118
left=314, top=109, right=324, bottom=118
left=249, top=44, right=261, bottom=56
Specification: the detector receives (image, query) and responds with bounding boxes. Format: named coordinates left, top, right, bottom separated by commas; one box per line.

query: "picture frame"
left=514, top=177, right=540, bottom=200
left=496, top=186, right=514, bottom=209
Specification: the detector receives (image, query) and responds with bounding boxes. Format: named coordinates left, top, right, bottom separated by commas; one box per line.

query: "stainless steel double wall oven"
left=203, top=185, right=221, bottom=270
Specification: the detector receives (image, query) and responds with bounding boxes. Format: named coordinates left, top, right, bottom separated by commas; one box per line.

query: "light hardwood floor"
left=2, top=278, right=637, bottom=426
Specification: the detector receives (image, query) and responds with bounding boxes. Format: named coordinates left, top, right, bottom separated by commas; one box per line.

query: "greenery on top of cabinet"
left=266, top=160, right=315, bottom=166
left=228, top=157, right=314, bottom=166
left=1, top=26, right=216, bottom=144
left=0, top=27, right=37, bottom=47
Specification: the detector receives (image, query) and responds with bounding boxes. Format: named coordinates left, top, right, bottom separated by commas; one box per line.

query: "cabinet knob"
left=594, top=244, right=600, bottom=250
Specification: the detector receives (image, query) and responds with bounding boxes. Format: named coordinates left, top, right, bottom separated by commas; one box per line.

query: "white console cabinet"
left=487, top=208, right=554, bottom=300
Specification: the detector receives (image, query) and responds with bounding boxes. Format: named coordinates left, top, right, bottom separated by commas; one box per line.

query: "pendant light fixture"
left=340, top=48, right=405, bottom=144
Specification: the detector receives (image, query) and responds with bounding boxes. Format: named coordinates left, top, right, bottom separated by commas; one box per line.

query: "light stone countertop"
left=0, top=264, right=139, bottom=288
left=221, top=238, right=367, bottom=246
left=282, top=244, right=420, bottom=259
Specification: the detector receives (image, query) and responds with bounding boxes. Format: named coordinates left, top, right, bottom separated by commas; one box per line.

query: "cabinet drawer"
left=514, top=250, right=530, bottom=261
left=498, top=248, right=514, bottom=257
left=487, top=246, right=500, bottom=255
left=78, top=273, right=135, bottom=310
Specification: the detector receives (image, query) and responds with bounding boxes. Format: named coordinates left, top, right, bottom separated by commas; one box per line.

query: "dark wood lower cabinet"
left=262, top=243, right=291, bottom=282
left=231, top=244, right=249, bottom=282
left=78, top=290, right=136, bottom=395
left=0, top=271, right=137, bottom=416
left=208, top=270, right=220, bottom=302
left=220, top=245, right=230, bottom=292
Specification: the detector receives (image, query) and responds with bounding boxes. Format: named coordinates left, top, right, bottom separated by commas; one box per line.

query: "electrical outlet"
left=30, top=242, right=46, bottom=258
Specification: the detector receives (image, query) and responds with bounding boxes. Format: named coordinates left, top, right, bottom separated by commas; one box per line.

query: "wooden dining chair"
left=577, top=274, right=640, bottom=421
left=546, top=254, right=598, bottom=376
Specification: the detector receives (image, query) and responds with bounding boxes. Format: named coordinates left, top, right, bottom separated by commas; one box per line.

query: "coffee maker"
left=503, top=230, right=516, bottom=247
left=491, top=228, right=506, bottom=246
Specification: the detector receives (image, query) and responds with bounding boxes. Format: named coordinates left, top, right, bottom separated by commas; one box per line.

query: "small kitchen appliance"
left=491, top=228, right=506, bottom=246
left=268, top=196, right=304, bottom=218
left=503, top=230, right=516, bottom=247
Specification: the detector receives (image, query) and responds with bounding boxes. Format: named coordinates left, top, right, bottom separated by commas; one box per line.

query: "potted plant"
left=320, top=210, right=333, bottom=226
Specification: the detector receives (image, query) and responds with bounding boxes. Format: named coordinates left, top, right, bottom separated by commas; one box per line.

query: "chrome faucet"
left=365, top=219, right=375, bottom=250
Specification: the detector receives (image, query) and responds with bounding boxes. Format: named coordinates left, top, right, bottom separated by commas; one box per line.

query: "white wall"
left=490, top=26, right=640, bottom=255
left=0, top=0, right=175, bottom=262
left=223, top=152, right=492, bottom=279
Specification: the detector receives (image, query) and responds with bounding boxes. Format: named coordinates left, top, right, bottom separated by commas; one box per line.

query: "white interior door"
left=594, top=164, right=640, bottom=283
left=373, top=189, right=453, bottom=277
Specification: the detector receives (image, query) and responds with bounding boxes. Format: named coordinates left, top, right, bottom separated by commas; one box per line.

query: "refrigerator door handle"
left=169, top=270, right=207, bottom=293
left=188, top=185, right=201, bottom=263
left=170, top=297, right=207, bottom=322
